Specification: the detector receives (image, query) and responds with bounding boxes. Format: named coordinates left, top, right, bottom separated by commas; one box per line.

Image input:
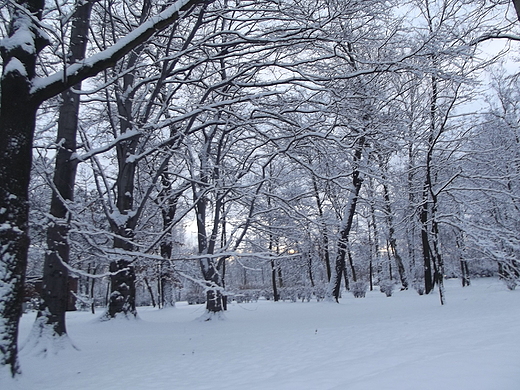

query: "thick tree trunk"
left=106, top=231, right=137, bottom=318
left=108, top=103, right=140, bottom=319
left=105, top=0, right=152, bottom=319
left=0, top=0, right=47, bottom=376
left=0, top=80, right=37, bottom=377
left=193, top=146, right=224, bottom=314
left=34, top=0, right=93, bottom=342
left=107, top=259, right=136, bottom=317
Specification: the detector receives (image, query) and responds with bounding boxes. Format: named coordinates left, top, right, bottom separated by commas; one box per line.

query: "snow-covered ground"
left=6, top=278, right=520, bottom=390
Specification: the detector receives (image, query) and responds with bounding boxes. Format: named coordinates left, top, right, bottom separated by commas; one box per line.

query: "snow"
left=0, top=21, right=35, bottom=55
left=3, top=59, right=28, bottom=77
left=6, top=278, right=520, bottom=390
left=30, top=0, right=196, bottom=95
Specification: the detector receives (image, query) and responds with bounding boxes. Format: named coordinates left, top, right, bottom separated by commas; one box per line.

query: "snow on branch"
left=30, top=0, right=207, bottom=103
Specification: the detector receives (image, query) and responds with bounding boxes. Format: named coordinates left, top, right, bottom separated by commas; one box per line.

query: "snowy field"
left=6, top=278, right=520, bottom=390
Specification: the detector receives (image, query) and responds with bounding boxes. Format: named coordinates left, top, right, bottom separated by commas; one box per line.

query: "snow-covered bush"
left=314, top=285, right=327, bottom=301
left=412, top=280, right=424, bottom=295
left=351, top=281, right=368, bottom=298
left=261, top=289, right=274, bottom=300
left=279, top=287, right=298, bottom=302
left=186, top=292, right=206, bottom=305
left=297, top=286, right=313, bottom=302
left=379, top=281, right=395, bottom=297
left=505, top=278, right=517, bottom=291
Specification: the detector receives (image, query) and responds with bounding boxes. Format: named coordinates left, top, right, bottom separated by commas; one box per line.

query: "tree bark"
left=34, top=0, right=93, bottom=341
left=312, top=177, right=331, bottom=281
left=382, top=180, right=408, bottom=289
left=332, top=136, right=365, bottom=302
left=420, top=188, right=434, bottom=295
left=0, top=0, right=48, bottom=376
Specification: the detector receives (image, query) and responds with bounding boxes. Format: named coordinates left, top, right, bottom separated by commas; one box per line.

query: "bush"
left=379, top=281, right=395, bottom=297
left=351, top=281, right=368, bottom=298
left=412, top=281, right=424, bottom=295
left=505, top=278, right=517, bottom=291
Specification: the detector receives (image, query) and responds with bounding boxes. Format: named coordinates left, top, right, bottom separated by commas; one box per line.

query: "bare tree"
left=0, top=0, right=203, bottom=376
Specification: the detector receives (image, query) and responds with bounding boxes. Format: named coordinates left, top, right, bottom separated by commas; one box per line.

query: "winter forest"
left=1, top=0, right=520, bottom=387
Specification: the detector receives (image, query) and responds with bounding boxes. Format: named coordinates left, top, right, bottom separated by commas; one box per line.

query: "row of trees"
left=2, top=0, right=520, bottom=378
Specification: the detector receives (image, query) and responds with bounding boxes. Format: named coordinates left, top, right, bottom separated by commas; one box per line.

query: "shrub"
left=379, top=281, right=395, bottom=297
left=351, top=281, right=368, bottom=298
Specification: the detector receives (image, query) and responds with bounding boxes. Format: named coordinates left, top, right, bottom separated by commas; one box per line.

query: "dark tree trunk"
left=382, top=181, right=408, bottom=289
left=457, top=222, right=470, bottom=287
left=157, top=175, right=186, bottom=308
left=106, top=0, right=153, bottom=319
left=0, top=0, right=47, bottom=376
left=270, top=259, right=280, bottom=301
left=312, top=177, right=331, bottom=281
left=107, top=232, right=137, bottom=318
left=193, top=139, right=224, bottom=314
left=367, top=190, right=378, bottom=292
left=307, top=253, right=315, bottom=288
left=35, top=0, right=93, bottom=340
left=342, top=266, right=350, bottom=291
left=420, top=187, right=434, bottom=295
left=143, top=277, right=156, bottom=307
left=369, top=256, right=374, bottom=291
left=332, top=137, right=364, bottom=302
left=106, top=132, right=139, bottom=318
left=0, top=78, right=37, bottom=377
left=107, top=248, right=136, bottom=318
left=346, top=245, right=356, bottom=282
left=460, top=260, right=470, bottom=287
left=90, top=265, right=98, bottom=314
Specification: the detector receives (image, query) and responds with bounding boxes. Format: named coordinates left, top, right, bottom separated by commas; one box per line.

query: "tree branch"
left=30, top=0, right=207, bottom=103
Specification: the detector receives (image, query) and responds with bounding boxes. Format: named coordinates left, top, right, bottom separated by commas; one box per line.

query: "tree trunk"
left=107, top=234, right=137, bottom=318
left=143, top=277, right=156, bottom=307
left=270, top=259, right=280, bottom=301
left=105, top=0, right=154, bottom=319
left=0, top=0, right=47, bottom=376
left=307, top=253, right=315, bottom=288
left=420, top=193, right=434, bottom=295
left=332, top=137, right=364, bottom=302
left=107, top=261, right=136, bottom=317
left=382, top=181, right=408, bottom=289
left=157, top=175, right=187, bottom=308
left=34, top=0, right=93, bottom=343
left=0, top=79, right=37, bottom=378
left=312, top=177, right=331, bottom=281
left=458, top=230, right=470, bottom=287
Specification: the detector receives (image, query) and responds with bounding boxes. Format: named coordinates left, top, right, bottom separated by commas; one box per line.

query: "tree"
left=0, top=0, right=204, bottom=376
left=24, top=0, right=95, bottom=354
